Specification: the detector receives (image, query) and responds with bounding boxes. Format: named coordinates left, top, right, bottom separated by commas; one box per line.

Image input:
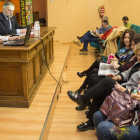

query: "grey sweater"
left=121, top=62, right=140, bottom=90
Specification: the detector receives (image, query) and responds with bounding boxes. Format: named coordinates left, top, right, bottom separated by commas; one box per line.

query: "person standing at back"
left=0, top=2, right=27, bottom=35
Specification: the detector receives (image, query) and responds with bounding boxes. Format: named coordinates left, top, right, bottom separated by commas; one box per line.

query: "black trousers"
left=80, top=59, right=105, bottom=89
left=87, top=74, right=105, bottom=89
left=83, top=76, right=116, bottom=121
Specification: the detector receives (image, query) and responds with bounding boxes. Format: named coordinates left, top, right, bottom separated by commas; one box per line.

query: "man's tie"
left=7, top=19, right=12, bottom=29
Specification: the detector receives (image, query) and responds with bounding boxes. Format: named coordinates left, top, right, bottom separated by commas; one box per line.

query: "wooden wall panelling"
left=0, top=63, right=22, bottom=96
left=49, top=39, right=53, bottom=60
left=0, top=27, right=55, bottom=108
left=47, top=0, right=140, bottom=43
left=52, top=38, right=54, bottom=55
left=0, top=2, right=5, bottom=12
left=21, top=51, right=28, bottom=61
left=35, top=52, right=41, bottom=83
left=32, top=0, right=46, bottom=20
left=27, top=59, right=34, bottom=93
left=40, top=48, right=46, bottom=73
left=0, top=50, right=21, bottom=61
left=46, top=42, right=50, bottom=64
left=39, top=49, right=43, bottom=74
left=0, top=1, right=20, bottom=14
left=47, top=0, right=88, bottom=43
left=105, top=0, right=140, bottom=27
left=22, top=63, right=28, bottom=100
left=49, top=41, right=51, bottom=60
left=28, top=47, right=36, bottom=61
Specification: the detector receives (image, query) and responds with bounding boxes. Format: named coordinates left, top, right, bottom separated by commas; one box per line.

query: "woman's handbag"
left=99, top=88, right=140, bottom=127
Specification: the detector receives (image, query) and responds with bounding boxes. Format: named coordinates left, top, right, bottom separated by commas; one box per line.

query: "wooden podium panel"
left=0, top=27, right=56, bottom=108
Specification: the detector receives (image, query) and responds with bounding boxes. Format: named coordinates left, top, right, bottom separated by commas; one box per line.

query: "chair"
left=131, top=24, right=140, bottom=33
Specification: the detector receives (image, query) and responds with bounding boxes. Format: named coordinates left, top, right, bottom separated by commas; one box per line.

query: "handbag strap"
left=106, top=104, right=135, bottom=121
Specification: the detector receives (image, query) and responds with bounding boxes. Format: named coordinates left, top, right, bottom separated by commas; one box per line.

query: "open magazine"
left=98, top=63, right=119, bottom=76
left=90, top=30, right=96, bottom=37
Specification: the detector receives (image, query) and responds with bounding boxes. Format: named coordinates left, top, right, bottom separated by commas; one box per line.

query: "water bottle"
left=34, top=21, right=40, bottom=37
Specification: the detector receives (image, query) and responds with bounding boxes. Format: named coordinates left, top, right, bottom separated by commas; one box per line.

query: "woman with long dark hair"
left=75, top=29, right=136, bottom=95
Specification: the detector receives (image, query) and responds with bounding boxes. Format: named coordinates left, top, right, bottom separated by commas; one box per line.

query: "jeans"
left=93, top=111, right=140, bottom=140
left=80, top=31, right=98, bottom=51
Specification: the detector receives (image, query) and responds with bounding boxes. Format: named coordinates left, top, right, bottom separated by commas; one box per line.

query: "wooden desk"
left=0, top=27, right=56, bottom=108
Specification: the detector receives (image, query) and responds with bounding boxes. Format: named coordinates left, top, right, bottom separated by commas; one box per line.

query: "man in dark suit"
left=0, top=2, right=27, bottom=35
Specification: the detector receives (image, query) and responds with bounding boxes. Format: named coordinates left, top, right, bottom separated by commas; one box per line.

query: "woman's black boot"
left=75, top=88, right=84, bottom=95
left=77, top=72, right=86, bottom=78
left=75, top=101, right=91, bottom=111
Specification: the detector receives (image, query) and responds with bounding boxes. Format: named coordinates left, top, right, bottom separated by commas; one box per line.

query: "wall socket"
left=50, top=0, right=53, bottom=2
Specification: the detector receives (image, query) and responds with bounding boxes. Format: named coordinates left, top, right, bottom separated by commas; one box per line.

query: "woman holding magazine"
left=75, top=29, right=136, bottom=95
left=67, top=43, right=140, bottom=131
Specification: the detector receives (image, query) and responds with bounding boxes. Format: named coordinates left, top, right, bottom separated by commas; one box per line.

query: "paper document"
left=90, top=30, right=96, bottom=37
left=98, top=63, right=119, bottom=76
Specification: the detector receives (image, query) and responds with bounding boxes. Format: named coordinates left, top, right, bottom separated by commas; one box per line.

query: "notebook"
left=3, top=23, right=32, bottom=46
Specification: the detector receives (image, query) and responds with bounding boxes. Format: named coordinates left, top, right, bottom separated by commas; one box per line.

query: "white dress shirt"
left=0, top=35, right=9, bottom=41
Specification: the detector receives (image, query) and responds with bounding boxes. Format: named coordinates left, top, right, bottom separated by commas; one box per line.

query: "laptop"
left=3, top=23, right=32, bottom=46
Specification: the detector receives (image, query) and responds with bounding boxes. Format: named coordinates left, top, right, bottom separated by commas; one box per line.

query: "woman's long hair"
left=119, top=29, right=136, bottom=49
left=134, top=42, right=140, bottom=54
left=133, top=33, right=140, bottom=44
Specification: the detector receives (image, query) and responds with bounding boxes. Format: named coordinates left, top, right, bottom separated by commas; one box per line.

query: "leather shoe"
left=73, top=40, right=81, bottom=46
left=80, top=48, right=88, bottom=51
left=67, top=91, right=77, bottom=102
left=85, top=111, right=89, bottom=115
left=77, top=36, right=82, bottom=40
left=79, top=50, right=87, bottom=55
left=76, top=101, right=91, bottom=111
left=75, top=88, right=84, bottom=94
left=67, top=91, right=85, bottom=106
left=97, top=38, right=102, bottom=42
left=77, top=122, right=95, bottom=131
left=77, top=72, right=86, bottom=78
left=101, top=45, right=106, bottom=50
left=99, top=41, right=103, bottom=46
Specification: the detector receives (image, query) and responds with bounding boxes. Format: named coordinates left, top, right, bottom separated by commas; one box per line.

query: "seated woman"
left=67, top=43, right=140, bottom=131
left=93, top=84, right=140, bottom=140
left=75, top=29, right=136, bottom=95
left=71, top=31, right=138, bottom=111
left=0, top=35, right=20, bottom=43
